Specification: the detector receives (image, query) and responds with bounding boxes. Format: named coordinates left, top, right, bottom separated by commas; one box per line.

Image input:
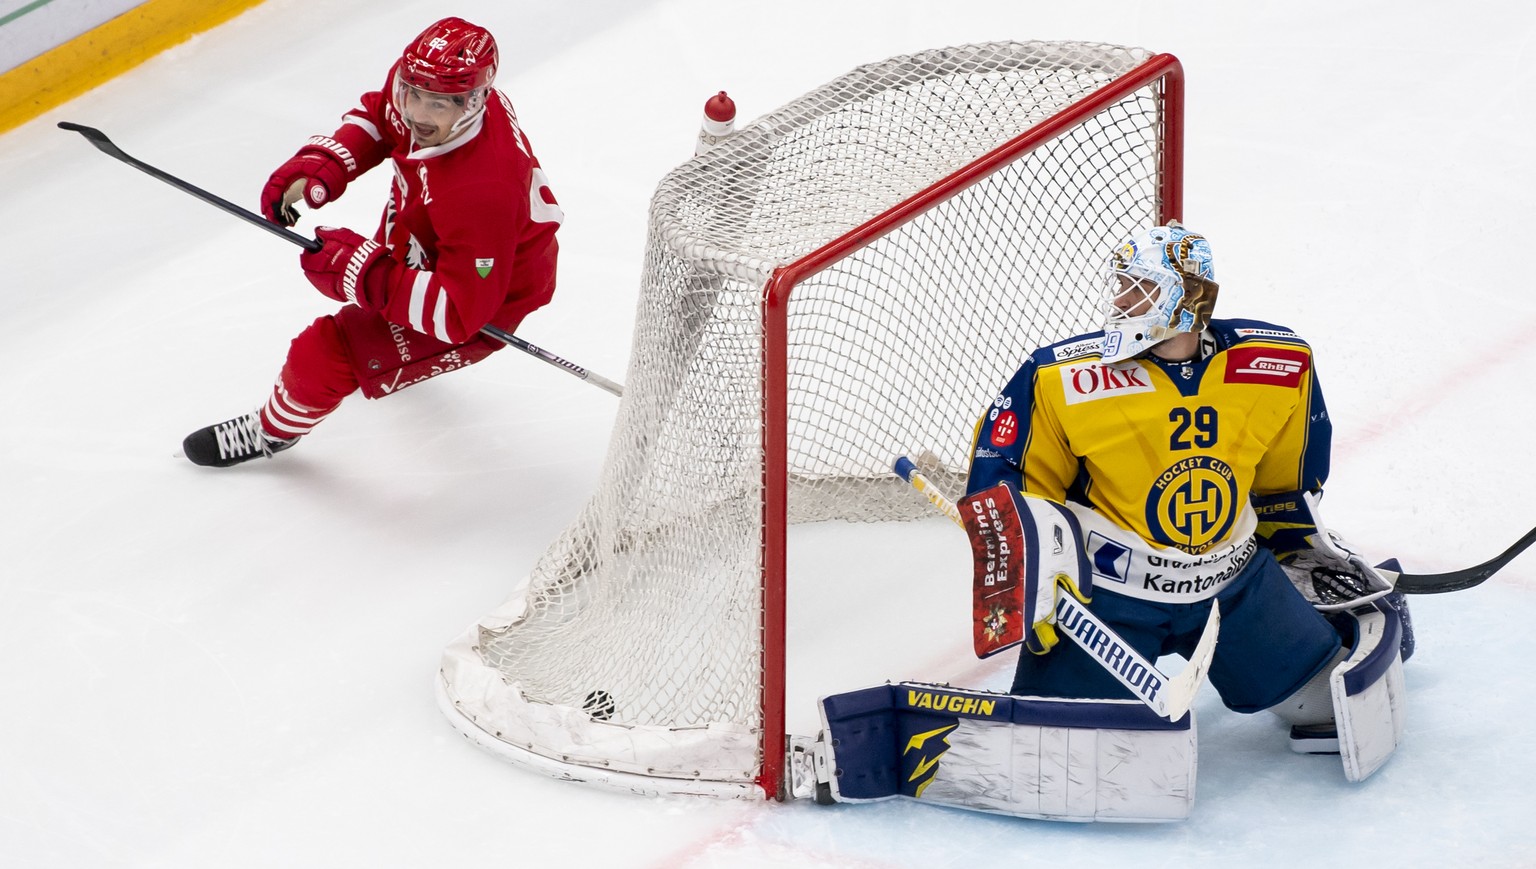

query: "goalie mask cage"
left=437, top=41, right=1184, bottom=799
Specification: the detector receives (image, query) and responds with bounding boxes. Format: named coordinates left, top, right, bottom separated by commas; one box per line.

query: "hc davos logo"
left=1145, top=456, right=1238, bottom=554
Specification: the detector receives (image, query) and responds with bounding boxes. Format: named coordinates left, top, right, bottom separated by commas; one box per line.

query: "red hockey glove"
left=261, top=146, right=350, bottom=226
left=299, top=227, right=389, bottom=306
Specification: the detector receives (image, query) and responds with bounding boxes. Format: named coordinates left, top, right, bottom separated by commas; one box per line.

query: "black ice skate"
left=1288, top=723, right=1341, bottom=755
left=182, top=411, right=297, bottom=467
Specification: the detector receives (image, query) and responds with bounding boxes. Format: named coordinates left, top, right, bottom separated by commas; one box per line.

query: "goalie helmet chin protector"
left=392, top=17, right=498, bottom=137
left=1099, top=222, right=1218, bottom=363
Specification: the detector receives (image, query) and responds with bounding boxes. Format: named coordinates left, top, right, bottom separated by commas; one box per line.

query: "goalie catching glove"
left=1254, top=490, right=1394, bottom=611
left=959, top=483, right=1092, bottom=656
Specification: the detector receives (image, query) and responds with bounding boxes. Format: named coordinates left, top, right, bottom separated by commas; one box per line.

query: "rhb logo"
left=1060, top=361, right=1154, bottom=405
left=1225, top=346, right=1309, bottom=387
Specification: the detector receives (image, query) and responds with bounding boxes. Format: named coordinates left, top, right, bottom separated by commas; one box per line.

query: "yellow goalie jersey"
left=966, top=319, right=1331, bottom=557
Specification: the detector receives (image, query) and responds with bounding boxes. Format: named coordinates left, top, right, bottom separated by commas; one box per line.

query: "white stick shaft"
left=479, top=325, right=624, bottom=397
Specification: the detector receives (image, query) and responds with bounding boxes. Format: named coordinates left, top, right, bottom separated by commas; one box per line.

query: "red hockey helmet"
left=397, top=17, right=497, bottom=95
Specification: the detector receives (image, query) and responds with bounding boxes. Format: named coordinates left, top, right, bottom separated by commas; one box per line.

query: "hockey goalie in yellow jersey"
left=810, top=224, right=1415, bottom=821
left=978, top=220, right=1416, bottom=785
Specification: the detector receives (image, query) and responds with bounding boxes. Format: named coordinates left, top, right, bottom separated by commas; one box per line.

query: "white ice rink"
left=4, top=0, right=1536, bottom=866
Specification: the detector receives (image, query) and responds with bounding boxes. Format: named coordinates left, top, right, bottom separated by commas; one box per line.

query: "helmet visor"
left=391, top=70, right=489, bottom=146
left=393, top=77, right=471, bottom=126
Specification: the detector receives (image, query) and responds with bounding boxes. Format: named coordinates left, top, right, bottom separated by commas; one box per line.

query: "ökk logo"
left=1060, top=361, right=1155, bottom=405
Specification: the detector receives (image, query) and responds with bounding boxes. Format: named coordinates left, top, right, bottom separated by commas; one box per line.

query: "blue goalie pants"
left=1011, top=546, right=1341, bottom=713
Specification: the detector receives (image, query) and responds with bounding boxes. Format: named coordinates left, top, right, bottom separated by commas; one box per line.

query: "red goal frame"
left=756, top=52, right=1186, bottom=798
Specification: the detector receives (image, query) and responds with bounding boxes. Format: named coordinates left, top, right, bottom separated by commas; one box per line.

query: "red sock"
left=260, top=373, right=337, bottom=440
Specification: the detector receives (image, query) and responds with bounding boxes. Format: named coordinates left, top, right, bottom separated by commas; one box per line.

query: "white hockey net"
left=438, top=41, right=1180, bottom=797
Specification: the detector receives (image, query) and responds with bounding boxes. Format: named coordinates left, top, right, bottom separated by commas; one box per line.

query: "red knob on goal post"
left=696, top=90, right=737, bottom=155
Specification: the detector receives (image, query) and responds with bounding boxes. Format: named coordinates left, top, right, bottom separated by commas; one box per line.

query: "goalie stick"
left=1385, top=524, right=1536, bottom=594
left=893, top=456, right=1215, bottom=721
left=57, top=122, right=624, bottom=397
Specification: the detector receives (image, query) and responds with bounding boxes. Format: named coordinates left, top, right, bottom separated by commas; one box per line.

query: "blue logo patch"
left=1088, top=534, right=1131, bottom=583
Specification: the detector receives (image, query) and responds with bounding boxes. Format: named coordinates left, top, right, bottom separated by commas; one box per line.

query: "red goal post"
left=437, top=42, right=1185, bottom=800
left=759, top=49, right=1184, bottom=796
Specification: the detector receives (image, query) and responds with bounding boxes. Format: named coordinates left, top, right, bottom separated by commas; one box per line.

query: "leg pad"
left=815, top=682, right=1196, bottom=822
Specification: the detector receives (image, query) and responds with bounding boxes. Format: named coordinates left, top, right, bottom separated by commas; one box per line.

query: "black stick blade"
left=58, top=122, right=122, bottom=156
left=1394, top=525, right=1536, bottom=594
left=57, top=121, right=322, bottom=253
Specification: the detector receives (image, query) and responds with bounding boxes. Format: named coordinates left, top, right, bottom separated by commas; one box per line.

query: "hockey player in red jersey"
left=182, top=16, right=562, bottom=467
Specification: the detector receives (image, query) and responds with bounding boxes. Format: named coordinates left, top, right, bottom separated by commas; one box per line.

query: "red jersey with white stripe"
left=316, top=65, right=562, bottom=344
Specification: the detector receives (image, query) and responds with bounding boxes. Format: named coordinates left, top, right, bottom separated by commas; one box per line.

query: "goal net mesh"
left=439, top=40, right=1172, bottom=792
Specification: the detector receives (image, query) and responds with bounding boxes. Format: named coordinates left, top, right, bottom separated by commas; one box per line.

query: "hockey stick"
left=1384, top=524, right=1536, bottom=594
left=894, top=456, right=1215, bottom=721
left=478, top=324, right=623, bottom=396
left=58, top=122, right=624, bottom=397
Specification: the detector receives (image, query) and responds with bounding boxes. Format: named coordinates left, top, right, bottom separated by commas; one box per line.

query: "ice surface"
left=3, top=0, right=1534, bottom=866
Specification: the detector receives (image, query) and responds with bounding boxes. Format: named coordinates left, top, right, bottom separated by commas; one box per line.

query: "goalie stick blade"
left=1158, top=600, right=1219, bottom=720
left=1052, top=590, right=1213, bottom=721
left=1385, top=525, right=1536, bottom=594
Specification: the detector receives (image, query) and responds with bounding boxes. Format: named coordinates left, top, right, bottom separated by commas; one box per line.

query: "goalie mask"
left=1099, top=223, right=1219, bottom=363
left=391, top=17, right=498, bottom=147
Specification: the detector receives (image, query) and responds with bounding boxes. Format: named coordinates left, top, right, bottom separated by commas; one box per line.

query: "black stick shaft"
left=59, top=122, right=321, bottom=253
